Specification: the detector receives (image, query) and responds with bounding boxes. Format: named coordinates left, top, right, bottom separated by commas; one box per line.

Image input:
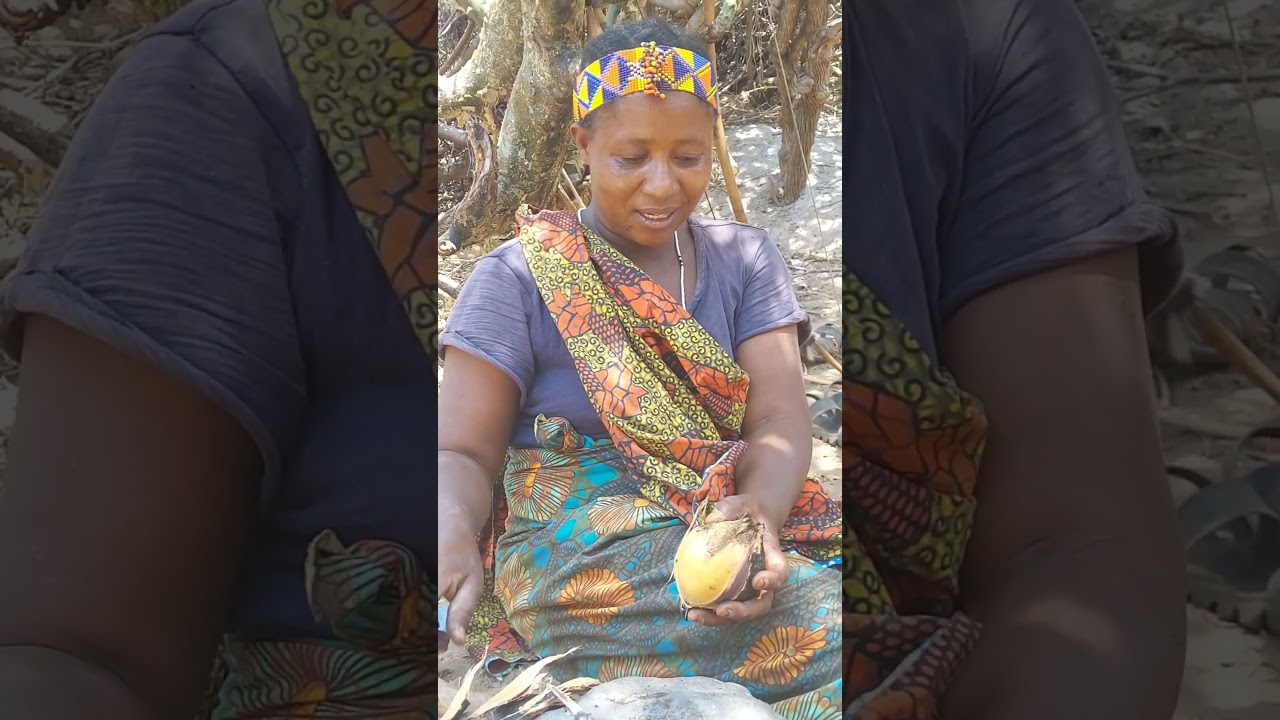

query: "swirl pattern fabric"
left=840, top=270, right=987, bottom=719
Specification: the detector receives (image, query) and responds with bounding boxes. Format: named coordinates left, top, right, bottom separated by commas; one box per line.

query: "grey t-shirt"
left=440, top=220, right=807, bottom=447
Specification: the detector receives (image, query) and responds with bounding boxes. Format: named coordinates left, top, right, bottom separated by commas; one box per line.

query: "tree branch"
left=439, top=0, right=524, bottom=123
left=0, top=90, right=70, bottom=170
left=439, top=119, right=499, bottom=254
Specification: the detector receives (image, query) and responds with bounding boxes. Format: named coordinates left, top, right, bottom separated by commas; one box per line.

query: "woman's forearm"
left=0, top=645, right=157, bottom=719
left=735, top=415, right=812, bottom=530
left=438, top=449, right=495, bottom=535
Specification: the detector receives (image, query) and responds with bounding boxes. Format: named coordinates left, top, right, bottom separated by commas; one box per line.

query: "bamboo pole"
left=702, top=0, right=748, bottom=223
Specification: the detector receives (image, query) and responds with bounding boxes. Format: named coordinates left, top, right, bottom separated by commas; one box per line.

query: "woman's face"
left=572, top=91, right=716, bottom=248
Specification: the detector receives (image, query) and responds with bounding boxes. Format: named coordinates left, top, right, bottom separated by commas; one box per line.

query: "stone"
left=538, top=676, right=784, bottom=720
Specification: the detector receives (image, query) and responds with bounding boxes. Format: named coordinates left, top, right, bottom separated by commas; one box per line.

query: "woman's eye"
left=677, top=156, right=702, bottom=164
left=619, top=156, right=645, bottom=164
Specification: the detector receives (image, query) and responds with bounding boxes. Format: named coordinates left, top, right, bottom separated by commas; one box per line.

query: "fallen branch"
left=439, top=123, right=468, bottom=146
left=0, top=130, right=40, bottom=175
left=1121, top=69, right=1280, bottom=104
left=0, top=89, right=69, bottom=170
left=1158, top=406, right=1253, bottom=440
left=439, top=274, right=463, bottom=298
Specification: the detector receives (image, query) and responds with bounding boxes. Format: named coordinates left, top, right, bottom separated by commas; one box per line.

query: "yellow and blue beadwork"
left=573, top=41, right=718, bottom=122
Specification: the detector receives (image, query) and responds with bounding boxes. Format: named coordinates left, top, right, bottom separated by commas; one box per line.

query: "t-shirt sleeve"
left=941, top=0, right=1182, bottom=318
left=735, top=227, right=808, bottom=346
left=438, top=252, right=536, bottom=402
left=0, top=33, right=306, bottom=493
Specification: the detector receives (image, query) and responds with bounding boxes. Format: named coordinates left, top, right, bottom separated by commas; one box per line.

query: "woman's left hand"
left=686, top=494, right=791, bottom=627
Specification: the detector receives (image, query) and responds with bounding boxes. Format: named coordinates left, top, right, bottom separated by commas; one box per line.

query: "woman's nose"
left=641, top=161, right=679, bottom=197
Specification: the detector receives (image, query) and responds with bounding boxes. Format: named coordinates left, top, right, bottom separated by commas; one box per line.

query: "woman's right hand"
left=439, top=522, right=486, bottom=646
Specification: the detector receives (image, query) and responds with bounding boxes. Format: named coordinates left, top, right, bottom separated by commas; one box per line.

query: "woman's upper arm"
left=941, top=0, right=1183, bottom=598
left=732, top=228, right=809, bottom=427
left=737, top=327, right=807, bottom=431
left=0, top=33, right=304, bottom=716
left=438, top=255, right=529, bottom=475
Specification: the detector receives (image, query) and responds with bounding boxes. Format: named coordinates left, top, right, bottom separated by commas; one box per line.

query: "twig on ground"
left=1121, top=69, right=1280, bottom=104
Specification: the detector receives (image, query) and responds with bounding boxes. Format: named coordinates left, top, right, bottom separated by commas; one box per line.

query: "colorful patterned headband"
left=573, top=41, right=718, bottom=122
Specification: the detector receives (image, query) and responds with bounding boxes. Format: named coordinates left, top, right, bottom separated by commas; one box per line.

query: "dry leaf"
left=512, top=677, right=557, bottom=717
left=467, top=647, right=579, bottom=718
left=442, top=658, right=486, bottom=720
left=556, top=677, right=600, bottom=693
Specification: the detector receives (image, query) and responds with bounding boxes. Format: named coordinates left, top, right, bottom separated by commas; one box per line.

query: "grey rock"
left=538, top=676, right=784, bottom=720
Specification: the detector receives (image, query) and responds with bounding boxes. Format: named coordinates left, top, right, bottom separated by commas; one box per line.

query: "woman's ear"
left=570, top=122, right=590, bottom=160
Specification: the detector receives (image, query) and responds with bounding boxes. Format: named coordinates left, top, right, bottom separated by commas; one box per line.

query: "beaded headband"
left=573, top=41, right=719, bottom=122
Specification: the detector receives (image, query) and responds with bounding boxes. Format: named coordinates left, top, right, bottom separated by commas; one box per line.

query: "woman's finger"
left=712, top=591, right=774, bottom=622
left=446, top=570, right=484, bottom=645
left=687, top=607, right=729, bottom=627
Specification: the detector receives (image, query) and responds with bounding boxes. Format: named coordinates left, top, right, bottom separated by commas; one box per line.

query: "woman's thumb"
left=704, top=495, right=750, bottom=524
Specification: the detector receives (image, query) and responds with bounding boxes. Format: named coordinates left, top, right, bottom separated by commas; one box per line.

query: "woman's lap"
left=496, top=503, right=842, bottom=714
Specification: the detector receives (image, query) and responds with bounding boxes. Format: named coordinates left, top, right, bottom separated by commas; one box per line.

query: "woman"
left=437, top=18, right=843, bottom=720
left=0, top=0, right=438, bottom=717
left=837, top=0, right=1186, bottom=718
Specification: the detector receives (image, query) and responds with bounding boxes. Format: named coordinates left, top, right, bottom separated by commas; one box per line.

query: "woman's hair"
left=576, top=17, right=713, bottom=129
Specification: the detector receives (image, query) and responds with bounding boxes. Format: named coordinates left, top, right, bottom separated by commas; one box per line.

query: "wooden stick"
left=557, top=185, right=578, bottom=211
left=561, top=167, right=586, bottom=209
left=0, top=89, right=68, bottom=169
left=702, top=0, right=748, bottom=223
left=1186, top=302, right=1280, bottom=406
left=438, top=275, right=463, bottom=298
left=812, top=339, right=841, bottom=373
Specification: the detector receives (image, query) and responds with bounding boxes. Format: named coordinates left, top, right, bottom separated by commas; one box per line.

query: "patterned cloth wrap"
left=459, top=208, right=845, bottom=720
left=839, top=270, right=988, bottom=719
left=573, top=41, right=718, bottom=122
left=200, top=0, right=439, bottom=718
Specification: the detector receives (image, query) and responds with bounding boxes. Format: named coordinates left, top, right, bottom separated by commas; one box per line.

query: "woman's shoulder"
left=689, top=216, right=778, bottom=273
left=689, top=215, right=772, bottom=250
left=474, top=237, right=535, bottom=280
left=127, top=0, right=310, bottom=146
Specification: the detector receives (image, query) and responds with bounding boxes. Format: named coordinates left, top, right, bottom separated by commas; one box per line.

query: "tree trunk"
left=439, top=0, right=582, bottom=253
left=772, top=0, right=840, bottom=205
left=439, top=0, right=525, bottom=137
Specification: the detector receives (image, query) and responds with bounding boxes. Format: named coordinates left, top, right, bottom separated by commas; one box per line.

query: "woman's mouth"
left=636, top=208, right=678, bottom=229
